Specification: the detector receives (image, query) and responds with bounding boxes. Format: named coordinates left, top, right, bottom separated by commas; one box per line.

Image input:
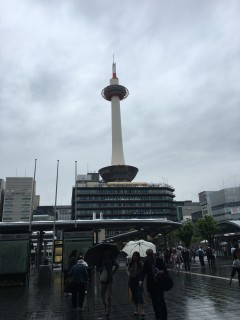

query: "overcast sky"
left=0, top=0, right=240, bottom=205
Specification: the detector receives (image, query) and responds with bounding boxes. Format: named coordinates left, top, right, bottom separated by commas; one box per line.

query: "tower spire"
left=112, top=58, right=117, bottom=79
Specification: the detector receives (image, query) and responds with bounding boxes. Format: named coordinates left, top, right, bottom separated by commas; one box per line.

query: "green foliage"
left=166, top=230, right=180, bottom=248
left=177, top=222, right=194, bottom=248
left=196, top=215, right=219, bottom=247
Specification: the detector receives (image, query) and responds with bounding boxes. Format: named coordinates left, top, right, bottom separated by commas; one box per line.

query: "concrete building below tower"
left=72, top=173, right=177, bottom=221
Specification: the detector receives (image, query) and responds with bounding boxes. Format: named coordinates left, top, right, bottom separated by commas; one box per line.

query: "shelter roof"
left=0, top=219, right=181, bottom=235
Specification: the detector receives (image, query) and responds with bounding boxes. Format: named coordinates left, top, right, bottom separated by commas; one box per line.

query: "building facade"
left=72, top=173, right=177, bottom=221
left=199, top=187, right=240, bottom=222
left=33, top=205, right=72, bottom=221
left=2, top=177, right=37, bottom=222
left=175, top=200, right=201, bottom=222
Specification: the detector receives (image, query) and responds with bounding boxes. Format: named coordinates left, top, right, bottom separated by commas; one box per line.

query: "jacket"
left=140, top=257, right=167, bottom=292
left=69, top=262, right=88, bottom=284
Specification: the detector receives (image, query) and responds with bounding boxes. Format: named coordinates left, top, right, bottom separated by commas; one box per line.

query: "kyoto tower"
left=98, top=62, right=138, bottom=182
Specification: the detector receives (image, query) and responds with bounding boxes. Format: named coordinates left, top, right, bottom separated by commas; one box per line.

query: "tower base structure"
left=99, top=165, right=138, bottom=183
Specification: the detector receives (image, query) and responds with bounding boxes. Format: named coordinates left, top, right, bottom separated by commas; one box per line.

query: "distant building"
left=199, top=187, right=240, bottom=222
left=175, top=200, right=201, bottom=222
left=33, top=205, right=72, bottom=221
left=2, top=177, right=38, bottom=222
left=72, top=173, right=177, bottom=221
left=0, top=179, right=5, bottom=221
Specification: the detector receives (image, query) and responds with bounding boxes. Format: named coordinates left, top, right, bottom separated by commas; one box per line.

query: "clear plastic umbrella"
left=122, top=240, right=156, bottom=257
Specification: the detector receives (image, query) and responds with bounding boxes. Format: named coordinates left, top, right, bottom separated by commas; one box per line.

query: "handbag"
left=161, top=274, right=174, bottom=292
left=155, top=270, right=174, bottom=292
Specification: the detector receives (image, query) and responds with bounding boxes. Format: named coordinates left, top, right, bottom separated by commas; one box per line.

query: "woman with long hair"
left=127, top=251, right=145, bottom=317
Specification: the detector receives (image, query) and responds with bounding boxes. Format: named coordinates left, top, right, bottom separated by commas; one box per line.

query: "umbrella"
left=122, top=240, right=156, bottom=257
left=200, top=240, right=208, bottom=244
left=220, top=242, right=228, bottom=246
left=84, top=243, right=120, bottom=266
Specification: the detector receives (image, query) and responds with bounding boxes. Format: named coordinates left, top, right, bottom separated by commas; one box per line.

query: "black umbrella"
left=84, top=243, right=120, bottom=266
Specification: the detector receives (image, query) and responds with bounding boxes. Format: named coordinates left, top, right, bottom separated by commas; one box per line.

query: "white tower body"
left=110, top=75, right=125, bottom=165
left=100, top=62, right=138, bottom=183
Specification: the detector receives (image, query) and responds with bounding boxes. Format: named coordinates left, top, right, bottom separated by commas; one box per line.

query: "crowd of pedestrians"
left=63, top=243, right=240, bottom=320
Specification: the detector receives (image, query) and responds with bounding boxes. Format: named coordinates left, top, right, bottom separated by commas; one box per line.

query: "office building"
left=199, top=187, right=240, bottom=222
left=72, top=173, right=176, bottom=221
left=33, top=205, right=72, bottom=221
left=175, top=200, right=201, bottom=222
left=2, top=177, right=37, bottom=222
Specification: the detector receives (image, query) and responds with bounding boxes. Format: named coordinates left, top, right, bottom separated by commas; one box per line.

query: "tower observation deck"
left=99, top=62, right=138, bottom=183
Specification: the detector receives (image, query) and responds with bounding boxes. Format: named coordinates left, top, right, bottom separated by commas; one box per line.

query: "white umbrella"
left=200, top=240, right=208, bottom=244
left=220, top=242, right=228, bottom=246
left=122, top=240, right=156, bottom=257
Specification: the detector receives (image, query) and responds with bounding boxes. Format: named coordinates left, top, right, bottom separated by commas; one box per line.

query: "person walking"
left=139, top=249, right=168, bottom=320
left=64, top=249, right=78, bottom=296
left=127, top=251, right=145, bottom=317
left=197, top=247, right=205, bottom=267
left=69, top=258, right=88, bottom=311
left=97, top=250, right=119, bottom=318
left=181, top=248, right=190, bottom=271
left=206, top=247, right=213, bottom=267
left=229, top=248, right=240, bottom=286
left=170, top=249, right=181, bottom=272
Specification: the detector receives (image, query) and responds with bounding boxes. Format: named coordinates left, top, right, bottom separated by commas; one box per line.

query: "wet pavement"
left=0, top=257, right=239, bottom=320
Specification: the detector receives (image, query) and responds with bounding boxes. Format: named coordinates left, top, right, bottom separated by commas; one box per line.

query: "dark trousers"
left=71, top=282, right=86, bottom=308
left=230, top=267, right=240, bottom=284
left=199, top=256, right=205, bottom=266
left=183, top=259, right=190, bottom=271
left=207, top=256, right=212, bottom=266
left=149, top=288, right=167, bottom=320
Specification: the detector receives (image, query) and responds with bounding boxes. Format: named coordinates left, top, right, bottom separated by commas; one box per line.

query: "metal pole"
left=75, top=161, right=77, bottom=228
left=52, top=160, right=59, bottom=270
left=29, top=159, right=37, bottom=233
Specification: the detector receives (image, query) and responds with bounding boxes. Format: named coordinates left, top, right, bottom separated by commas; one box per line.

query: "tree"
left=196, top=215, right=219, bottom=247
left=177, top=222, right=194, bottom=248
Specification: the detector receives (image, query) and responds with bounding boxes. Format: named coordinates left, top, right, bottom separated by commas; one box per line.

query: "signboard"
left=231, top=207, right=240, bottom=215
left=0, top=234, right=29, bottom=274
left=53, top=240, right=62, bottom=264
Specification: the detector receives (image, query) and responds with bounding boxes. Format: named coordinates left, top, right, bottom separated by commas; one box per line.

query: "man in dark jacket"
left=69, top=259, right=88, bottom=310
left=139, top=249, right=168, bottom=320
